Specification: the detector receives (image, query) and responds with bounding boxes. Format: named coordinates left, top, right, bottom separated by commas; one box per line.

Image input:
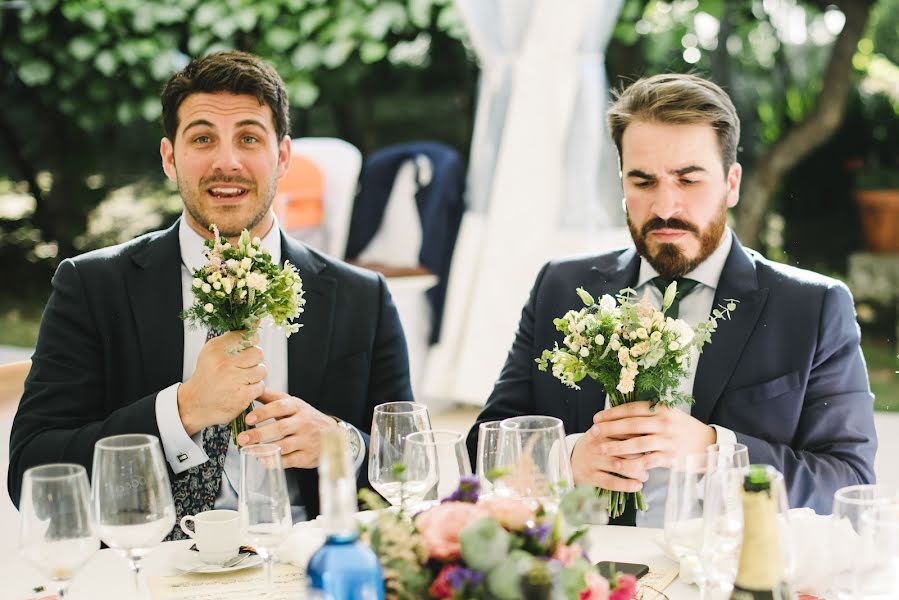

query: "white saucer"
left=173, top=549, right=264, bottom=574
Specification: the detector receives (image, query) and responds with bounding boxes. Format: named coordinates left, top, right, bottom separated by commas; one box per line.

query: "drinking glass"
left=701, top=443, right=750, bottom=593
left=92, top=434, right=174, bottom=597
left=368, top=401, right=431, bottom=507
left=664, top=452, right=708, bottom=593
left=856, top=503, right=899, bottom=599
left=239, top=444, right=292, bottom=594
left=494, top=416, right=573, bottom=510
left=475, top=420, right=503, bottom=498
left=19, top=464, right=99, bottom=598
left=831, top=484, right=899, bottom=599
left=404, top=429, right=472, bottom=503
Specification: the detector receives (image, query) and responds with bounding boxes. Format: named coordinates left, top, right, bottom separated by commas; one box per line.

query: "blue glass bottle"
left=307, top=429, right=384, bottom=600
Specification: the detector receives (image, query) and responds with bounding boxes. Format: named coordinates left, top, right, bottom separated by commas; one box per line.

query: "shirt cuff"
left=710, top=424, right=737, bottom=446
left=566, top=433, right=584, bottom=462
left=155, top=382, right=209, bottom=474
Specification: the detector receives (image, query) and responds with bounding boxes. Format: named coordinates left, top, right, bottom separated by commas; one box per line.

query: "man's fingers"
left=231, top=345, right=264, bottom=368
left=598, top=434, right=672, bottom=457
left=247, top=396, right=301, bottom=426
left=594, top=415, right=662, bottom=439
left=257, top=388, right=290, bottom=404
left=595, top=401, right=655, bottom=422
left=590, top=471, right=645, bottom=493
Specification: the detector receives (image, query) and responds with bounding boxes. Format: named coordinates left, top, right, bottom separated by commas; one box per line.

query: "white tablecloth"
left=3, top=525, right=692, bottom=599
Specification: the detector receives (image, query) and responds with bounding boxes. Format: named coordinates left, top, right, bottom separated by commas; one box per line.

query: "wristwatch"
left=330, top=415, right=362, bottom=462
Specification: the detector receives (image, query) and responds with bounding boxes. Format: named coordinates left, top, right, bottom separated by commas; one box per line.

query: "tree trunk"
left=734, top=0, right=872, bottom=248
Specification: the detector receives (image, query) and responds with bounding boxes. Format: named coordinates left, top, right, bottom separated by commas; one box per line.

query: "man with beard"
left=466, top=73, right=876, bottom=526
left=8, top=52, right=413, bottom=533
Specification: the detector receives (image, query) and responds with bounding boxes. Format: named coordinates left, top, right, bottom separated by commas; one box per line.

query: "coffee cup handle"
left=180, top=515, right=197, bottom=539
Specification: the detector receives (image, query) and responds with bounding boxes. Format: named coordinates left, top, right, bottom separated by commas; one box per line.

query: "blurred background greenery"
left=0, top=0, right=896, bottom=408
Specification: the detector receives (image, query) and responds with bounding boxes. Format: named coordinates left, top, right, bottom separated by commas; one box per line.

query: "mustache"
left=640, top=217, right=699, bottom=237
left=201, top=175, right=255, bottom=188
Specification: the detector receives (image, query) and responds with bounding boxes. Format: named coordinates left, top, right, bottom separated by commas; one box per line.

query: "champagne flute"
left=475, top=420, right=503, bottom=498
left=239, top=444, right=292, bottom=593
left=19, top=464, right=99, bottom=598
left=92, top=434, right=175, bottom=597
left=494, top=416, right=573, bottom=510
left=831, top=484, right=899, bottom=599
left=404, top=429, right=472, bottom=503
left=368, top=401, right=431, bottom=507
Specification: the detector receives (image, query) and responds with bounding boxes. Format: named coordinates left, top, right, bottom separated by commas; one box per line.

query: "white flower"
left=599, top=294, right=617, bottom=312
left=247, top=247, right=257, bottom=258
left=192, top=278, right=203, bottom=288
left=616, top=377, right=634, bottom=394
left=252, top=236, right=261, bottom=246
left=650, top=331, right=662, bottom=342
left=669, top=341, right=681, bottom=351
left=617, top=348, right=630, bottom=365
left=222, top=278, right=233, bottom=294
left=594, top=334, right=605, bottom=346
left=636, top=327, right=648, bottom=339
left=610, top=339, right=621, bottom=351
left=576, top=287, right=595, bottom=306
left=203, top=303, right=214, bottom=313
left=246, top=272, right=268, bottom=292
left=241, top=257, right=252, bottom=270
left=212, top=281, right=221, bottom=290
left=237, top=279, right=246, bottom=289
left=579, top=347, right=589, bottom=358
left=201, top=283, right=211, bottom=293
left=226, top=259, right=240, bottom=271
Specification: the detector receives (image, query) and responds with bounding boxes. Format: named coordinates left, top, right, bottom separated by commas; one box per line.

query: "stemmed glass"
left=475, top=420, right=503, bottom=498
left=831, top=484, right=899, bottom=599
left=856, top=503, right=899, bottom=599
left=91, top=434, right=175, bottom=598
left=368, top=401, right=431, bottom=507
left=404, top=429, right=472, bottom=503
left=701, top=443, right=749, bottom=594
left=19, top=464, right=99, bottom=598
left=238, top=444, right=292, bottom=594
left=664, top=452, right=708, bottom=593
left=494, top=416, right=573, bottom=510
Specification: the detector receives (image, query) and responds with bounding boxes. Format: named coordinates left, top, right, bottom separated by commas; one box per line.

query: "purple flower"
left=441, top=475, right=480, bottom=504
left=524, top=523, right=553, bottom=546
left=446, top=566, right=485, bottom=590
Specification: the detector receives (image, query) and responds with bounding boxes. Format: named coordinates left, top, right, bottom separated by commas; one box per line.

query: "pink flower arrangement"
left=415, top=501, right=488, bottom=560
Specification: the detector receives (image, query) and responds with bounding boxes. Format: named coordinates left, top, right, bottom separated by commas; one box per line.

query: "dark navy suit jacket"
left=467, top=236, right=877, bottom=513
left=8, top=220, right=413, bottom=516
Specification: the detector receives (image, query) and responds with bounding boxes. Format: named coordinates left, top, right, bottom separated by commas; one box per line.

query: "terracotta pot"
left=856, top=189, right=899, bottom=252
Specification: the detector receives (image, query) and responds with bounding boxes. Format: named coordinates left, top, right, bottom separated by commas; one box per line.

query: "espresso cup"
left=179, top=509, right=241, bottom=564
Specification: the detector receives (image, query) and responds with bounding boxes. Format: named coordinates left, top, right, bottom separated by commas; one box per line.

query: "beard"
left=179, top=172, right=277, bottom=238
left=627, top=201, right=727, bottom=280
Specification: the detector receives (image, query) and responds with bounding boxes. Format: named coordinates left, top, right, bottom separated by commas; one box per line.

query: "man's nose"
left=651, top=184, right=684, bottom=221
left=211, top=143, right=241, bottom=172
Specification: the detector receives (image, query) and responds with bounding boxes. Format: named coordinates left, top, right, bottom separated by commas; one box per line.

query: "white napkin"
left=276, top=511, right=381, bottom=568
left=788, top=507, right=861, bottom=595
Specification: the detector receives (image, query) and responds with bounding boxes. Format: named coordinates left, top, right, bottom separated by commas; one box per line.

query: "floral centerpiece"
left=535, top=284, right=736, bottom=518
left=359, top=479, right=638, bottom=600
left=180, top=225, right=306, bottom=443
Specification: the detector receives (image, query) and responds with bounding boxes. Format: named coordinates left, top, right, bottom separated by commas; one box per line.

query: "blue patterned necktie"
left=165, top=329, right=232, bottom=540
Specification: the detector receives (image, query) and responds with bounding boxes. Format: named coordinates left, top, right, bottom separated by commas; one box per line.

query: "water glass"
left=856, top=503, right=899, bottom=599
left=664, top=452, right=707, bottom=588
left=832, top=484, right=899, bottom=599
left=404, top=429, right=472, bottom=503
left=368, top=401, right=431, bottom=507
left=475, top=421, right=503, bottom=497
left=239, top=444, right=292, bottom=594
left=494, top=416, right=572, bottom=510
left=19, top=464, right=99, bottom=598
left=92, top=434, right=175, bottom=597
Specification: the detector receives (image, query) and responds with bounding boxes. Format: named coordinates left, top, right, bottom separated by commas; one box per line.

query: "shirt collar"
left=636, top=227, right=733, bottom=291
left=178, top=214, right=282, bottom=273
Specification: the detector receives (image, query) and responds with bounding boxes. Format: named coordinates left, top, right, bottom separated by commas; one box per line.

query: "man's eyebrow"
left=625, top=169, right=656, bottom=179
left=672, top=165, right=707, bottom=176
left=235, top=119, right=269, bottom=130
left=182, top=119, right=214, bottom=133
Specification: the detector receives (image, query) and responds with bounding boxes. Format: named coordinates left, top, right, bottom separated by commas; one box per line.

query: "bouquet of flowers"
left=535, top=283, right=736, bottom=518
left=359, top=479, right=638, bottom=600
left=180, top=225, right=306, bottom=443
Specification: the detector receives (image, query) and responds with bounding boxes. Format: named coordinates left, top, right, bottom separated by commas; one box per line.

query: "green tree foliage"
left=0, top=0, right=467, bottom=267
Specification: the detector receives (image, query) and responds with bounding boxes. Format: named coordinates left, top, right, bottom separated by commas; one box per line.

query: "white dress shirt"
left=154, top=216, right=363, bottom=522
left=567, top=229, right=738, bottom=527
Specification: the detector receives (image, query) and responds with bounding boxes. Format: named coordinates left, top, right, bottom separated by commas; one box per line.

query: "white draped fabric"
left=423, top=0, right=631, bottom=407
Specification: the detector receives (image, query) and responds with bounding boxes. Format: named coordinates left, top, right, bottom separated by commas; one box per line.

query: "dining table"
left=3, top=523, right=691, bottom=599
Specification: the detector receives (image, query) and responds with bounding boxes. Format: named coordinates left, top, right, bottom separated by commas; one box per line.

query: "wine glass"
left=239, top=444, right=292, bottom=594
left=368, top=401, right=431, bottom=507
left=700, top=443, right=749, bottom=594
left=831, top=484, right=899, bottom=599
left=856, top=503, right=899, bottom=599
left=494, top=416, right=573, bottom=510
left=19, top=464, right=99, bottom=598
left=475, top=420, right=503, bottom=498
left=92, top=434, right=175, bottom=598
left=664, top=452, right=708, bottom=593
left=404, top=429, right=472, bottom=503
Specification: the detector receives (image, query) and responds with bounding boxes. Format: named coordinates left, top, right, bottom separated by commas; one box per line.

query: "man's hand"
left=236, top=389, right=340, bottom=469
left=177, top=331, right=267, bottom=435
left=591, top=401, right=716, bottom=469
left=571, top=425, right=650, bottom=492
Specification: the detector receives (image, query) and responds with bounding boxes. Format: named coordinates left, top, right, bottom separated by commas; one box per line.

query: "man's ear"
left=160, top=138, right=177, bottom=182
left=726, top=162, right=742, bottom=208
left=277, top=135, right=292, bottom=179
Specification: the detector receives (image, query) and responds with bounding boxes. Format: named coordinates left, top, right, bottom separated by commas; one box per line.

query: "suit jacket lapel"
left=127, top=220, right=184, bottom=395
left=282, top=235, right=336, bottom=407
left=692, top=238, right=769, bottom=424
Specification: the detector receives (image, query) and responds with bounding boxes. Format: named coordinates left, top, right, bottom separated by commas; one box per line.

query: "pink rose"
left=610, top=574, right=638, bottom=600
left=580, top=571, right=610, bottom=600
left=552, top=543, right=585, bottom=566
left=477, top=496, right=536, bottom=530
left=415, top=501, right=488, bottom=560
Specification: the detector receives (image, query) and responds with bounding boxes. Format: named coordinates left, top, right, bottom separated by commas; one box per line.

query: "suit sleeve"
left=8, top=259, right=161, bottom=506
left=465, top=262, right=550, bottom=463
left=734, top=283, right=877, bottom=513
